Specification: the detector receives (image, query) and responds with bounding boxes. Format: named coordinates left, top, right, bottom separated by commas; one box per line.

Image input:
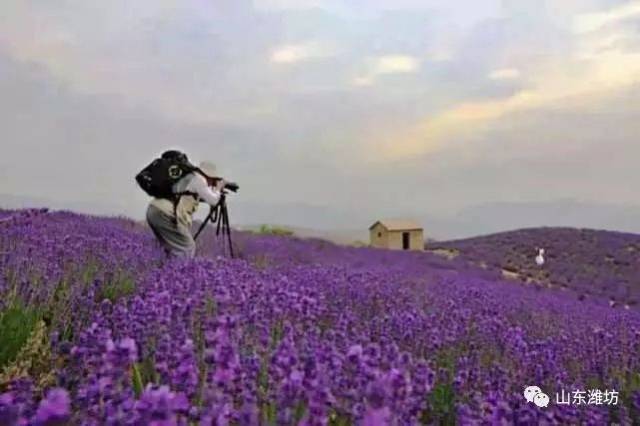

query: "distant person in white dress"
left=535, top=248, right=545, bottom=266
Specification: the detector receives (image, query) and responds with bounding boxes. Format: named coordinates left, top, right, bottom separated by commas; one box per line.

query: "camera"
left=210, top=177, right=239, bottom=193
left=223, top=181, right=239, bottom=193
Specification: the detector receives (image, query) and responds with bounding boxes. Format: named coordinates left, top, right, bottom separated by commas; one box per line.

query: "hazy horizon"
left=3, top=193, right=640, bottom=242
left=2, top=0, right=639, bottom=235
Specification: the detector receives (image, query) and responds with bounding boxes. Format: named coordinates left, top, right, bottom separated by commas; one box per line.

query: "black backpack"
left=135, top=151, right=197, bottom=199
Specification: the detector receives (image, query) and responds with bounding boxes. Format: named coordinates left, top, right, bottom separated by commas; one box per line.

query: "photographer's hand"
left=190, top=174, right=223, bottom=206
left=215, top=179, right=226, bottom=192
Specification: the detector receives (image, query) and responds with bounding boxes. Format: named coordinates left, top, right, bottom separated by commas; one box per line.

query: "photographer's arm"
left=188, top=174, right=222, bottom=206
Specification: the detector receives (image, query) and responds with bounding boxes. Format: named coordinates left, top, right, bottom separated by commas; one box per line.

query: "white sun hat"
left=198, top=161, right=217, bottom=178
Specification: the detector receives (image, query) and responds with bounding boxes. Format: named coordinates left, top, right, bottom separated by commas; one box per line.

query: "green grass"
left=328, top=411, right=352, bottom=426
left=293, top=401, right=307, bottom=423
left=424, top=383, right=457, bottom=425
left=258, top=224, right=294, bottom=237
left=422, top=345, right=463, bottom=425
left=132, top=362, right=145, bottom=398
left=0, top=302, right=42, bottom=369
left=96, top=274, right=136, bottom=303
left=132, top=357, right=158, bottom=397
left=260, top=401, right=278, bottom=425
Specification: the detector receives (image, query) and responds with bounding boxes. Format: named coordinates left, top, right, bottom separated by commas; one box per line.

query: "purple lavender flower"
left=0, top=393, right=21, bottom=426
left=34, top=389, right=70, bottom=426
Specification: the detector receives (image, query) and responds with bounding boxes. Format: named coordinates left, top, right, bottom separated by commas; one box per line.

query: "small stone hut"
left=369, top=219, right=424, bottom=251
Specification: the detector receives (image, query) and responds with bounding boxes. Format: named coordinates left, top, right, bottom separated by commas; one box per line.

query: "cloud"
left=374, top=46, right=640, bottom=160
left=373, top=55, right=420, bottom=74
left=488, top=68, right=520, bottom=80
left=573, top=1, right=640, bottom=34
left=352, top=76, right=374, bottom=87
left=269, top=42, right=335, bottom=64
left=253, top=0, right=327, bottom=11
left=353, top=54, right=420, bottom=86
left=362, top=1, right=640, bottom=162
left=429, top=47, right=455, bottom=62
left=254, top=0, right=503, bottom=27
left=368, top=90, right=537, bottom=160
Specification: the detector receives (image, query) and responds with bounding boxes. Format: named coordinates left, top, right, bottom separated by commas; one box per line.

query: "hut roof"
left=369, top=219, right=422, bottom=231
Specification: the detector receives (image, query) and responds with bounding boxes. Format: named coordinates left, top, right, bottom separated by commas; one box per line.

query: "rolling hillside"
left=430, top=227, right=640, bottom=307
left=1, top=210, right=639, bottom=423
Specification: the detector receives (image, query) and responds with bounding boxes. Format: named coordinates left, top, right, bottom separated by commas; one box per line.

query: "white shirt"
left=150, top=173, right=221, bottom=227
left=181, top=173, right=221, bottom=206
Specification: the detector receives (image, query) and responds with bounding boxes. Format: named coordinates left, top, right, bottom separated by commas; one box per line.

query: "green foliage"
left=43, top=279, right=72, bottom=338
left=51, top=279, right=70, bottom=308
left=258, top=224, right=270, bottom=234
left=422, top=347, right=461, bottom=425
left=82, top=259, right=100, bottom=286
left=433, top=345, right=463, bottom=378
left=270, top=321, right=284, bottom=349
left=132, top=355, right=158, bottom=398
left=293, top=401, right=307, bottom=423
left=132, top=362, right=145, bottom=398
left=422, top=383, right=457, bottom=425
left=0, top=302, right=42, bottom=369
left=204, top=296, right=217, bottom=317
left=258, top=224, right=294, bottom=237
left=96, top=273, right=136, bottom=303
left=328, top=411, right=352, bottom=426
left=1, top=270, right=19, bottom=307
left=258, top=356, right=269, bottom=396
left=261, top=401, right=278, bottom=425
left=0, top=319, right=55, bottom=391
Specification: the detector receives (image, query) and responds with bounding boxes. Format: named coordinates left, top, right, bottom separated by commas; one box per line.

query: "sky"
left=1, top=0, right=640, bottom=233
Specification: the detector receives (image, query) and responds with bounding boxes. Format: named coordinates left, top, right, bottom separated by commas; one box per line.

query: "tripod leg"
left=226, top=210, right=234, bottom=258
left=193, top=208, right=214, bottom=241
left=221, top=202, right=234, bottom=258
left=215, top=205, right=223, bottom=236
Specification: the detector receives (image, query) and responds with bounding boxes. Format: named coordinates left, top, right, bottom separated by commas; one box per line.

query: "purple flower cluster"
left=1, top=211, right=639, bottom=424
left=0, top=387, right=70, bottom=425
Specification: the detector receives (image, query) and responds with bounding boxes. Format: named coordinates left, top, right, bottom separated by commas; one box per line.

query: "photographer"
left=138, top=150, right=225, bottom=258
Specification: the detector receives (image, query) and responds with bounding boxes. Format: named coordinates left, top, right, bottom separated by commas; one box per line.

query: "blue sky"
left=1, top=0, right=639, bottom=227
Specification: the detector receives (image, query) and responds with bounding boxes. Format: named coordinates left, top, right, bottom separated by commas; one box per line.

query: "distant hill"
left=447, top=200, right=640, bottom=237
left=0, top=194, right=130, bottom=217
left=217, top=199, right=640, bottom=241
left=0, top=194, right=52, bottom=209
left=3, top=194, right=640, bottom=241
left=429, top=227, right=640, bottom=307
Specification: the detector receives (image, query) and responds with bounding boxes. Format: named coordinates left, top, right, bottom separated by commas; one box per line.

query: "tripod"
left=193, top=192, right=234, bottom=258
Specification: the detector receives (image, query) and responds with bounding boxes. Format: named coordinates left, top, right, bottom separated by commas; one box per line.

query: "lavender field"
left=1, top=209, right=640, bottom=425
left=431, top=228, right=640, bottom=308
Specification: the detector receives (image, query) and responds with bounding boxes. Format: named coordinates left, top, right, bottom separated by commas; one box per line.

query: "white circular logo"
left=168, top=165, right=183, bottom=179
